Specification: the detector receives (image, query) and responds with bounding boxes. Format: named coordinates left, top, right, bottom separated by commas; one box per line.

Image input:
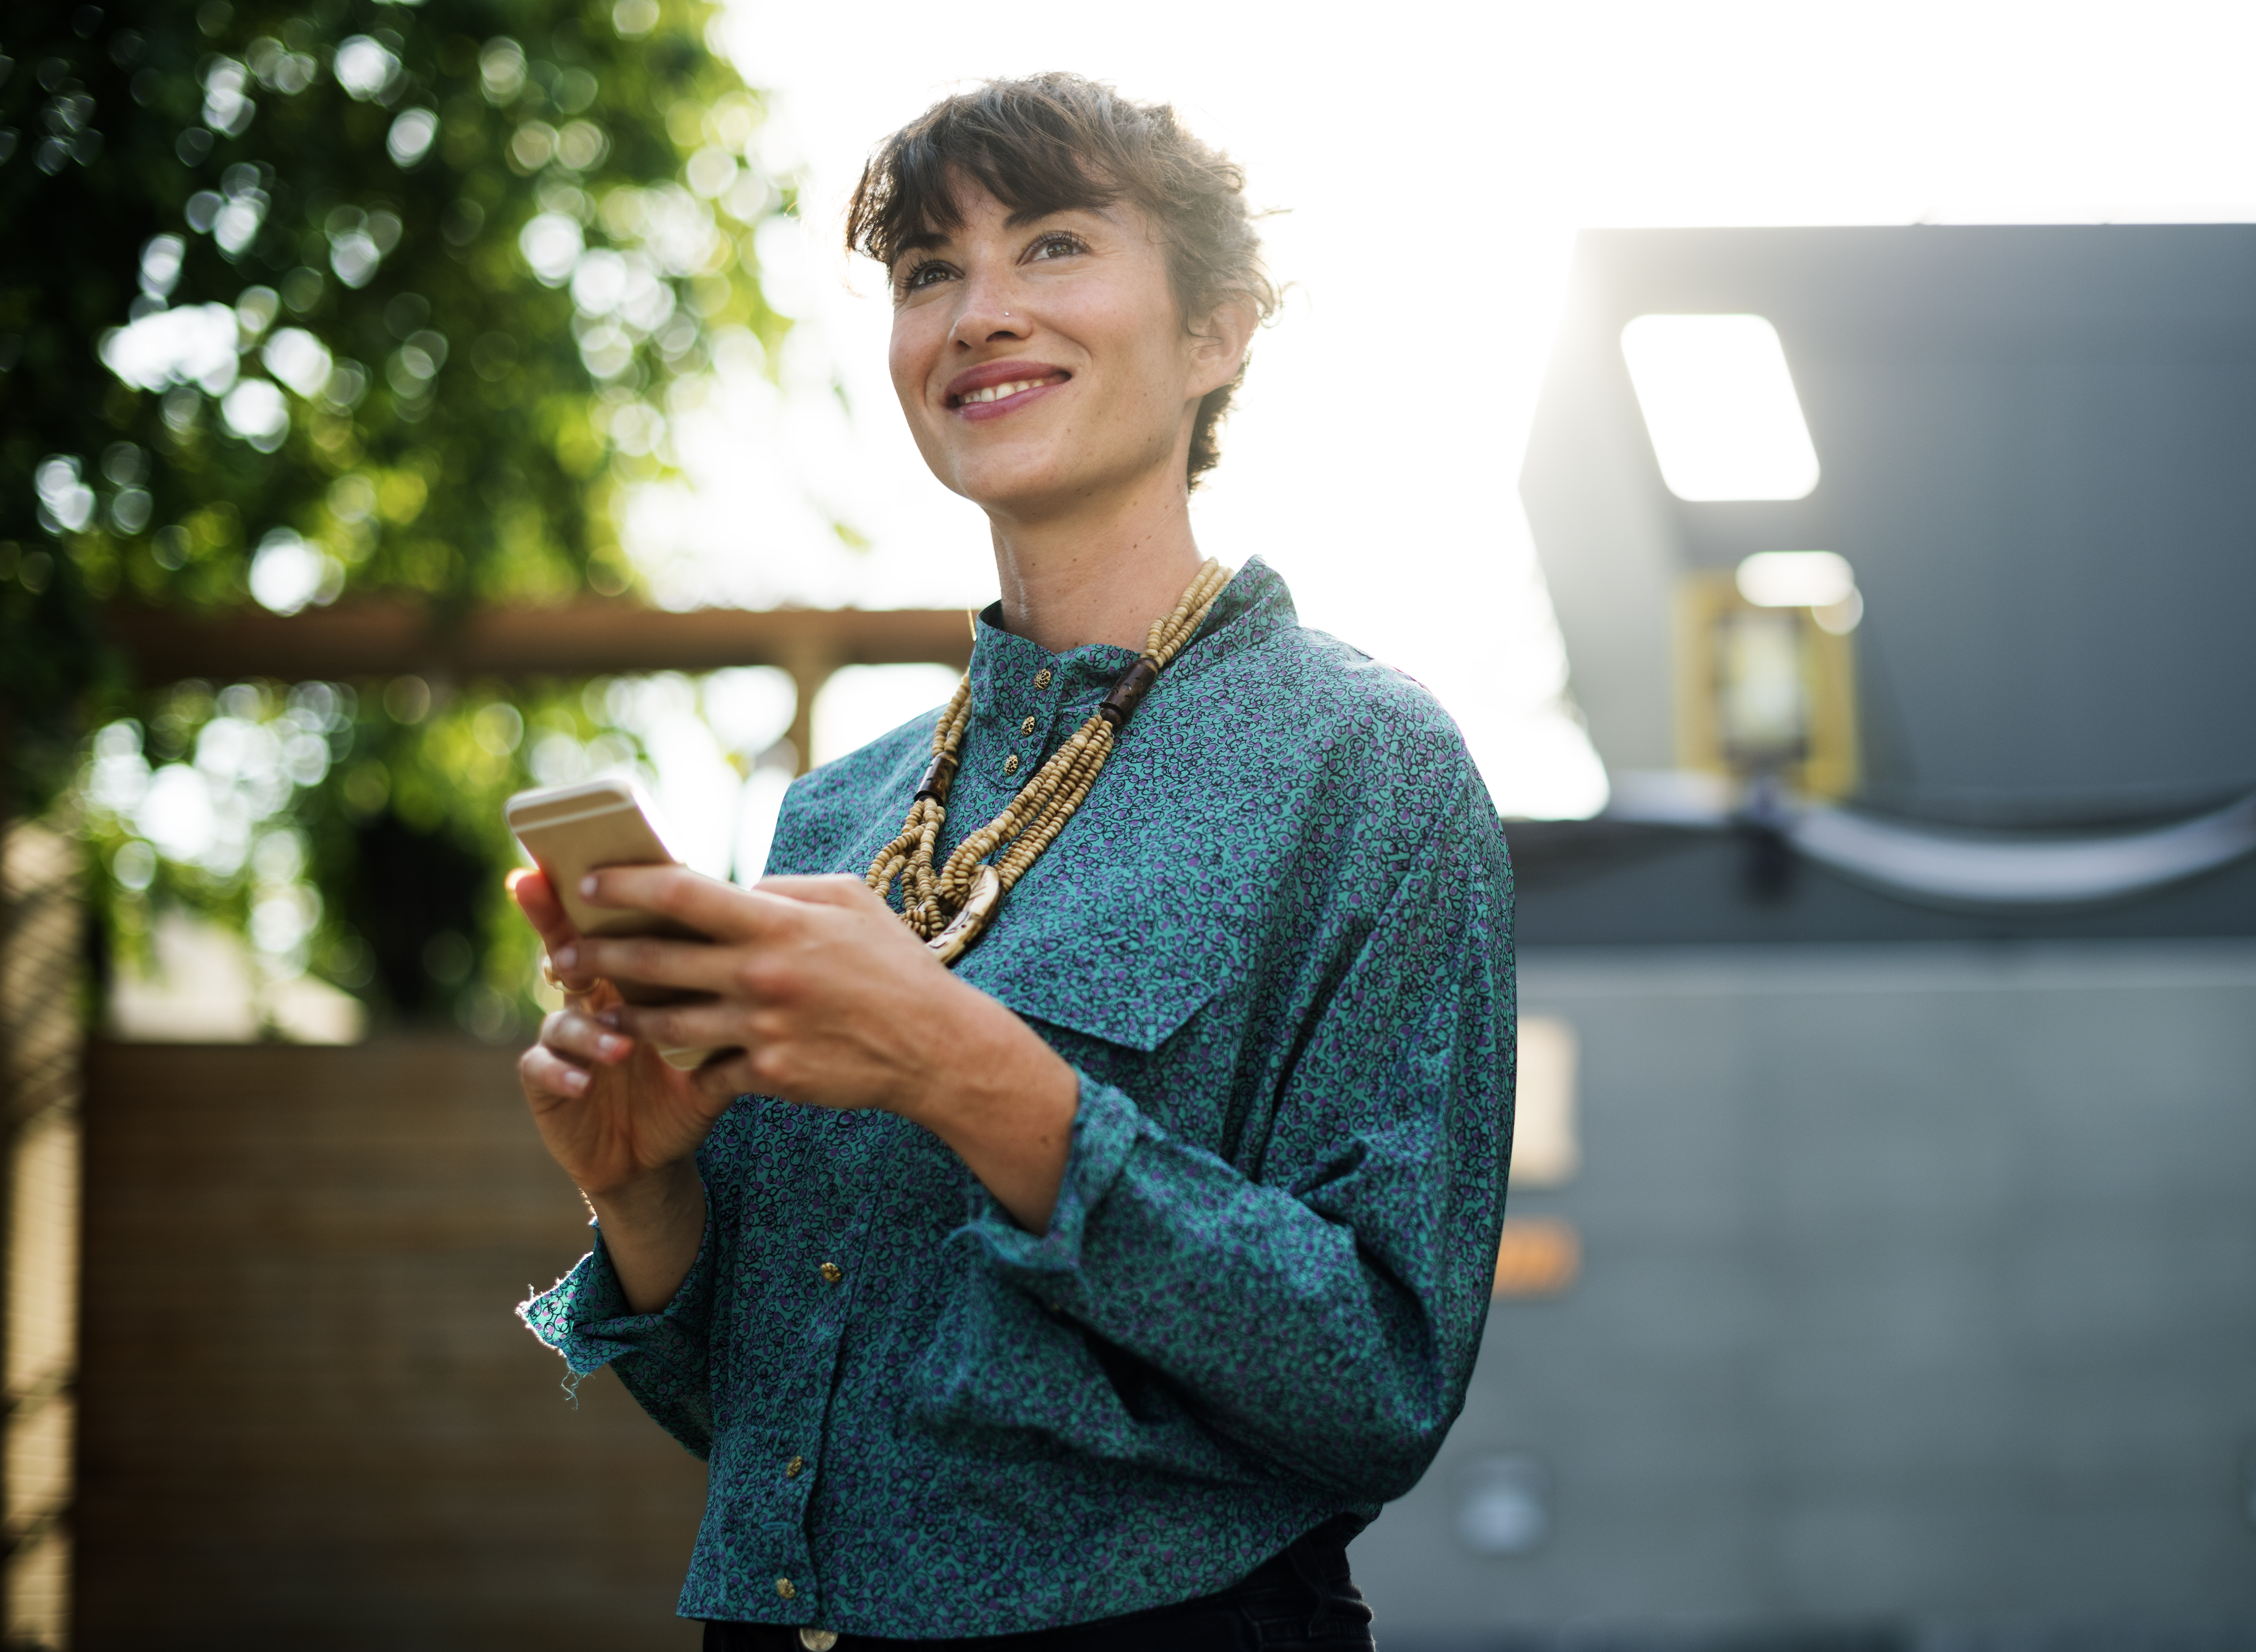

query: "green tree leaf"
left=5, top=0, right=797, bottom=1032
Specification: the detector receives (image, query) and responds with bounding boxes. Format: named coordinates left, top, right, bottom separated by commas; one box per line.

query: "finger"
left=753, top=873, right=890, bottom=913
left=540, top=1008, right=635, bottom=1066
left=511, top=869, right=600, bottom=991
left=689, top=1048, right=763, bottom=1102
left=520, top=1042, right=593, bottom=1100
left=546, top=954, right=606, bottom=999
left=509, top=866, right=552, bottom=919
left=512, top=868, right=575, bottom=941
left=608, top=999, right=753, bottom=1053
left=580, top=864, right=765, bottom=941
left=571, top=934, right=737, bottom=994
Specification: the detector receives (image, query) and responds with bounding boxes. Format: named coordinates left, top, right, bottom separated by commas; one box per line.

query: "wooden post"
left=780, top=638, right=841, bottom=778
left=0, top=819, right=83, bottom=1652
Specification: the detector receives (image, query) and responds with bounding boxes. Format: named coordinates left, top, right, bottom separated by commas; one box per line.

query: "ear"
left=1186, top=292, right=1260, bottom=400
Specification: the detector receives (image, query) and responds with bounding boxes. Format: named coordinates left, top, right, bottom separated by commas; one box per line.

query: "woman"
left=515, top=73, right=1515, bottom=1651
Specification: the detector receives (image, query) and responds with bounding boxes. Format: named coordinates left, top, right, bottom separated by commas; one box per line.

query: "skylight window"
left=1620, top=314, right=1821, bottom=502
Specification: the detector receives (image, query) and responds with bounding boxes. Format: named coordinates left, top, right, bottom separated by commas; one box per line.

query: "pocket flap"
left=990, top=954, right=1223, bottom=1053
left=963, top=902, right=1227, bottom=1053
left=949, top=829, right=1241, bottom=1053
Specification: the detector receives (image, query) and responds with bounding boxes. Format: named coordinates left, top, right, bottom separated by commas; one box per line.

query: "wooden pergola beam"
left=100, top=601, right=978, bottom=774
left=100, top=601, right=976, bottom=684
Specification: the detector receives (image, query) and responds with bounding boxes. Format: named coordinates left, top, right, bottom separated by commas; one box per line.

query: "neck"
left=987, top=467, right=1205, bottom=656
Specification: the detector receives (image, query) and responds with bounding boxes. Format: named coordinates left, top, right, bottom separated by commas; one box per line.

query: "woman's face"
left=887, top=183, right=1242, bottom=521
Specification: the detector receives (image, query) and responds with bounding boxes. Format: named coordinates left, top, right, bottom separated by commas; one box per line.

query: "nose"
left=946, top=271, right=1027, bottom=351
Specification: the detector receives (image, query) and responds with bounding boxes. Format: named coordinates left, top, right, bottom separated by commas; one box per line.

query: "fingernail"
left=554, top=945, right=576, bottom=969
left=561, top=1067, right=589, bottom=1093
left=580, top=874, right=599, bottom=897
left=600, top=1035, right=629, bottom=1058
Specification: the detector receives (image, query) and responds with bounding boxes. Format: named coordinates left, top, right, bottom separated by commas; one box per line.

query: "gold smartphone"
left=505, top=776, right=719, bottom=1071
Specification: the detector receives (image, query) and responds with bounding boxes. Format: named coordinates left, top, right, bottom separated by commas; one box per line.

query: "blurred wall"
left=1353, top=942, right=2256, bottom=1642
left=77, top=1040, right=705, bottom=1650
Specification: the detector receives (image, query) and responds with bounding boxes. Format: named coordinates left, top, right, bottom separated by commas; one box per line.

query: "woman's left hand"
left=559, top=867, right=1079, bottom=1229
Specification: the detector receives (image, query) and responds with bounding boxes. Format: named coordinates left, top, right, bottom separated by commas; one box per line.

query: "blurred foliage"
left=79, top=672, right=685, bottom=1038
left=2, top=0, right=799, bottom=1032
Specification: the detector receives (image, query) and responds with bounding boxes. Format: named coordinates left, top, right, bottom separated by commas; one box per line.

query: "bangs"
left=849, top=82, right=1134, bottom=274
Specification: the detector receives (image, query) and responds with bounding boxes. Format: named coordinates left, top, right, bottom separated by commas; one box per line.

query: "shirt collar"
left=967, top=555, right=1297, bottom=715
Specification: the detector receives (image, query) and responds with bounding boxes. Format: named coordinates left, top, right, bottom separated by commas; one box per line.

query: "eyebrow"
left=892, top=202, right=1119, bottom=265
left=895, top=226, right=951, bottom=258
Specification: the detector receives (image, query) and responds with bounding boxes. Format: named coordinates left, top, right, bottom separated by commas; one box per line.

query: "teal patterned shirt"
left=521, top=558, right=1516, bottom=1637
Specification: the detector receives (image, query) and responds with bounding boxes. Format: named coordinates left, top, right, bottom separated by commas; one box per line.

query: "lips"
left=945, top=360, right=1072, bottom=413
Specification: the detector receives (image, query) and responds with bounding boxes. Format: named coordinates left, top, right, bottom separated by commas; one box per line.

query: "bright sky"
left=642, top=0, right=2256, bottom=822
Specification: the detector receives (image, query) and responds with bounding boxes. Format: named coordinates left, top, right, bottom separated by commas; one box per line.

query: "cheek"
left=1067, top=293, right=1183, bottom=421
left=888, top=315, right=939, bottom=412
left=1122, top=291, right=1195, bottom=410
left=1119, top=322, right=1193, bottom=426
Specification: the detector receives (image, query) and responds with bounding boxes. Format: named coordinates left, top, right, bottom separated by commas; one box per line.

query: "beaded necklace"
left=866, top=558, right=1231, bottom=964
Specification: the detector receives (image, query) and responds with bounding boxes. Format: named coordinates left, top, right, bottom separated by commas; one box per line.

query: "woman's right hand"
left=512, top=868, right=733, bottom=1192
left=510, top=869, right=723, bottom=1309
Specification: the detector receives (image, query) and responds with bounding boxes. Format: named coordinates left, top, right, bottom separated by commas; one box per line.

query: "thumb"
left=509, top=866, right=558, bottom=924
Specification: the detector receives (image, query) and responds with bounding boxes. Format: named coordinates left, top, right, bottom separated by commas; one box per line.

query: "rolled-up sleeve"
left=962, top=760, right=1515, bottom=1502
left=518, top=1209, right=718, bottom=1458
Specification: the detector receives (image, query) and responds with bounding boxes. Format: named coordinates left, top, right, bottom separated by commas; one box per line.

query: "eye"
left=1026, top=232, right=1086, bottom=264
left=898, top=258, right=955, bottom=296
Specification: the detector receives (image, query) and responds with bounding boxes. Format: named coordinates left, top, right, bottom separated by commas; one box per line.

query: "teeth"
left=961, top=376, right=1058, bottom=405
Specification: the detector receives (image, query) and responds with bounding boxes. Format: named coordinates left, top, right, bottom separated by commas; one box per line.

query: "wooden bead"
left=914, top=749, right=961, bottom=804
left=1097, top=658, right=1160, bottom=728
left=869, top=561, right=1225, bottom=963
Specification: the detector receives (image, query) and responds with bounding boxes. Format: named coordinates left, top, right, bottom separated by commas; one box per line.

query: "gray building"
left=1351, top=228, right=2256, bottom=1648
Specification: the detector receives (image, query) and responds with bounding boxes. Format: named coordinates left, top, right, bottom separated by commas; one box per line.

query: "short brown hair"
left=846, top=73, right=1278, bottom=490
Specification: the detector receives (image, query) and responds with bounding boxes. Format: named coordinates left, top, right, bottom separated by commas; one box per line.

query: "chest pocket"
left=956, top=857, right=1234, bottom=1056
left=983, top=950, right=1223, bottom=1053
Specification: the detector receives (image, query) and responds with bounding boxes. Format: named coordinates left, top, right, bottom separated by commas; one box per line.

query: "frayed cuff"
left=518, top=1211, right=713, bottom=1377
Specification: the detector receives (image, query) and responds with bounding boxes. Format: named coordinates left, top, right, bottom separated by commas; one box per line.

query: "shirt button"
left=819, top=1261, right=843, bottom=1284
left=1020, top=716, right=1036, bottom=737
left=1033, top=668, right=1052, bottom=689
left=776, top=1576, right=797, bottom=1600
left=1003, top=753, right=1020, bottom=775
left=786, top=1455, right=806, bottom=1478
left=800, top=1633, right=840, bottom=1651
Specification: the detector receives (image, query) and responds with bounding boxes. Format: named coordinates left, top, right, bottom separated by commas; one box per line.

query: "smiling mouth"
left=951, top=373, right=1069, bottom=408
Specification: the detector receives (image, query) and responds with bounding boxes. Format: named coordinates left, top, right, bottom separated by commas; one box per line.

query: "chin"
left=946, top=449, right=1083, bottom=515
left=949, top=437, right=1179, bottom=520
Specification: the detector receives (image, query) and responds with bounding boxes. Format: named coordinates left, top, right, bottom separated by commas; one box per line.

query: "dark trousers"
left=703, top=1516, right=1375, bottom=1652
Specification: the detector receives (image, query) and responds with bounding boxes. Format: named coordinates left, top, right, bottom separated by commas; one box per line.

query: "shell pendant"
left=926, top=865, right=1001, bottom=965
